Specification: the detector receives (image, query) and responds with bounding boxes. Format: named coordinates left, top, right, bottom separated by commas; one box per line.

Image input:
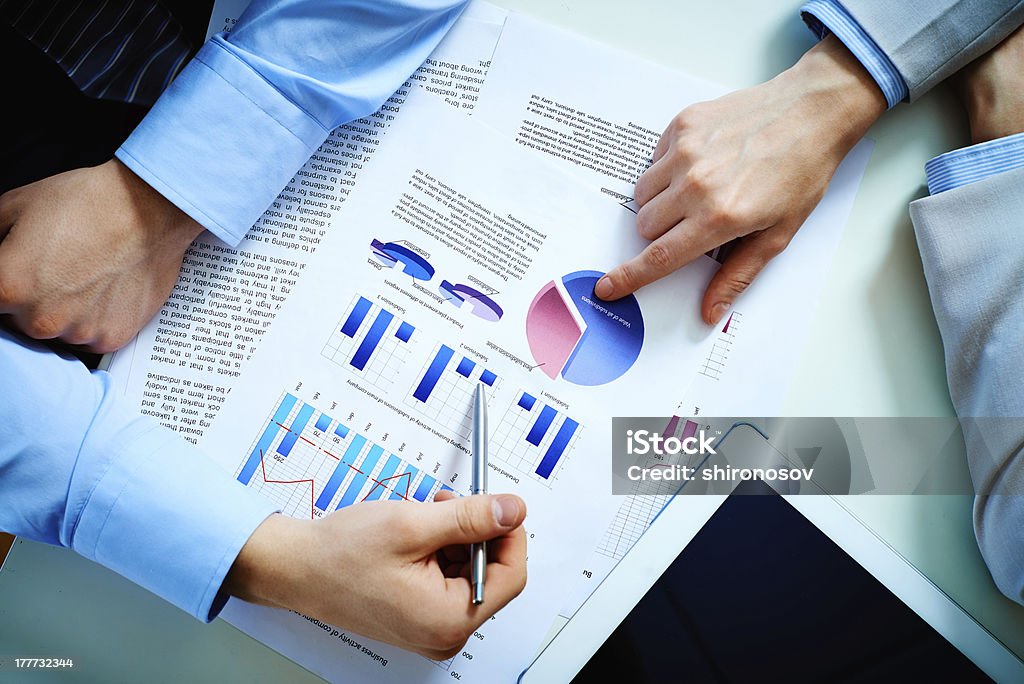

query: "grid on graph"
left=236, top=393, right=454, bottom=520
left=235, top=394, right=348, bottom=519
left=698, top=309, right=743, bottom=381
left=322, top=294, right=414, bottom=392
left=405, top=343, right=499, bottom=440
left=490, top=390, right=582, bottom=487
left=596, top=494, right=674, bottom=559
left=596, top=416, right=707, bottom=559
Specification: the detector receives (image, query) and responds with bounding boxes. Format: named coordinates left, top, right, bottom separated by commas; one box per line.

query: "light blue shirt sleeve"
left=0, top=329, right=279, bottom=621
left=115, top=0, right=468, bottom=246
left=799, top=0, right=909, bottom=109
left=925, top=132, right=1024, bottom=194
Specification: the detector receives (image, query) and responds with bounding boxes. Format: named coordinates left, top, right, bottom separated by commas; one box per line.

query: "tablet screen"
left=575, top=481, right=990, bottom=682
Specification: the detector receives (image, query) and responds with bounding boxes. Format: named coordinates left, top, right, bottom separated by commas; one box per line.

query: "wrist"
left=107, top=158, right=205, bottom=249
left=960, top=75, right=1024, bottom=145
left=957, top=25, right=1024, bottom=145
left=224, top=513, right=313, bottom=609
left=782, top=35, right=886, bottom=152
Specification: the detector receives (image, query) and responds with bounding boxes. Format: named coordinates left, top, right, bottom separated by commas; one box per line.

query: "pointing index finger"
left=595, top=220, right=711, bottom=301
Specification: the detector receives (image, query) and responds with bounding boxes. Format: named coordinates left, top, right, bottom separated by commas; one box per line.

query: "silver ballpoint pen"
left=471, top=382, right=488, bottom=605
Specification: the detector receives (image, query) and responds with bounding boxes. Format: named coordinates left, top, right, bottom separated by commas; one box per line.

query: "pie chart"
left=439, top=280, right=504, bottom=321
left=370, top=239, right=434, bottom=281
left=526, top=270, right=644, bottom=386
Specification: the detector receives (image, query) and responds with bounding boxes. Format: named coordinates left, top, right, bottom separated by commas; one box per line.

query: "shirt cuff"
left=115, top=37, right=329, bottom=246
left=800, top=0, right=908, bottom=109
left=71, top=390, right=280, bottom=622
left=925, top=132, right=1024, bottom=195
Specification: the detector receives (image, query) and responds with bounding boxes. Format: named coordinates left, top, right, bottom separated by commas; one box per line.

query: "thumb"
left=702, top=228, right=791, bottom=325
left=417, top=494, right=526, bottom=549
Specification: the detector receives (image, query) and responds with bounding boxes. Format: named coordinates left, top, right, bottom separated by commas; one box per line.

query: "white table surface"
left=4, top=1, right=1024, bottom=680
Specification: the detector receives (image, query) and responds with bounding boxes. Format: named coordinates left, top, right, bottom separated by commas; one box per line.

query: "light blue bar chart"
left=407, top=342, right=500, bottom=440
left=237, top=393, right=448, bottom=518
left=491, top=389, right=582, bottom=486
left=323, top=294, right=416, bottom=391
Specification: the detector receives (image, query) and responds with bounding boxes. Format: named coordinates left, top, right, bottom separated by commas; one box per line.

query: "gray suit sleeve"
left=910, top=167, right=1024, bottom=604
left=840, top=0, right=1024, bottom=101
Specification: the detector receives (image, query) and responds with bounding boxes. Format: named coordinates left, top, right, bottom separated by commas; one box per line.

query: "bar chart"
left=322, top=295, right=416, bottom=391
left=491, top=390, right=582, bottom=486
left=236, top=392, right=454, bottom=518
left=405, top=343, right=499, bottom=439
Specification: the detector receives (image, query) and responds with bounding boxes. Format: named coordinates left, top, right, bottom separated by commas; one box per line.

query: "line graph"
left=237, top=393, right=454, bottom=518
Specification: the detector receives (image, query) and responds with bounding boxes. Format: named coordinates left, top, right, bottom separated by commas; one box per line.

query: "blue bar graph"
left=315, top=436, right=367, bottom=510
left=337, top=440, right=378, bottom=509
left=536, top=418, right=579, bottom=479
left=526, top=405, right=557, bottom=446
left=277, top=403, right=315, bottom=457
left=441, top=484, right=455, bottom=494
left=364, top=454, right=401, bottom=501
left=413, top=475, right=436, bottom=501
left=350, top=309, right=394, bottom=370
left=335, top=424, right=349, bottom=439
left=413, top=345, right=455, bottom=402
left=480, top=370, right=497, bottom=386
left=239, top=394, right=298, bottom=484
left=314, top=414, right=331, bottom=432
left=341, top=296, right=373, bottom=337
left=395, top=321, right=414, bottom=342
left=456, top=357, right=476, bottom=377
left=518, top=392, right=536, bottom=411
left=389, top=465, right=419, bottom=500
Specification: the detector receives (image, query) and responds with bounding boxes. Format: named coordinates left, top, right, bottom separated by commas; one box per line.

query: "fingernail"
left=493, top=496, right=520, bottom=527
left=710, top=302, right=729, bottom=325
left=595, top=275, right=613, bottom=299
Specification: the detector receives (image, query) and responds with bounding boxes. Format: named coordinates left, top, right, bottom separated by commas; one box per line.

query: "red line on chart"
left=259, top=450, right=315, bottom=520
left=363, top=471, right=413, bottom=502
left=275, top=420, right=340, bottom=460
left=257, top=430, right=413, bottom=514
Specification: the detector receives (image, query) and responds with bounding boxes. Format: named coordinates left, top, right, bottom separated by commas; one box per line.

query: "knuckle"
left=65, top=325, right=95, bottom=347
left=670, top=135, right=696, bottom=161
left=24, top=311, right=62, bottom=339
left=705, top=200, right=741, bottom=230
left=93, top=333, right=123, bottom=354
left=635, top=206, right=656, bottom=237
left=643, top=241, right=676, bottom=271
left=763, top=231, right=791, bottom=256
left=454, top=501, right=483, bottom=540
left=671, top=108, right=695, bottom=131
left=686, top=168, right=712, bottom=196
left=723, top=271, right=755, bottom=296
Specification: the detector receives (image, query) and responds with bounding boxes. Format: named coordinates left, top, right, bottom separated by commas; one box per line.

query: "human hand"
left=957, top=24, right=1024, bottom=144
left=595, top=35, right=886, bottom=324
left=224, top=492, right=528, bottom=660
left=0, top=159, right=203, bottom=352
